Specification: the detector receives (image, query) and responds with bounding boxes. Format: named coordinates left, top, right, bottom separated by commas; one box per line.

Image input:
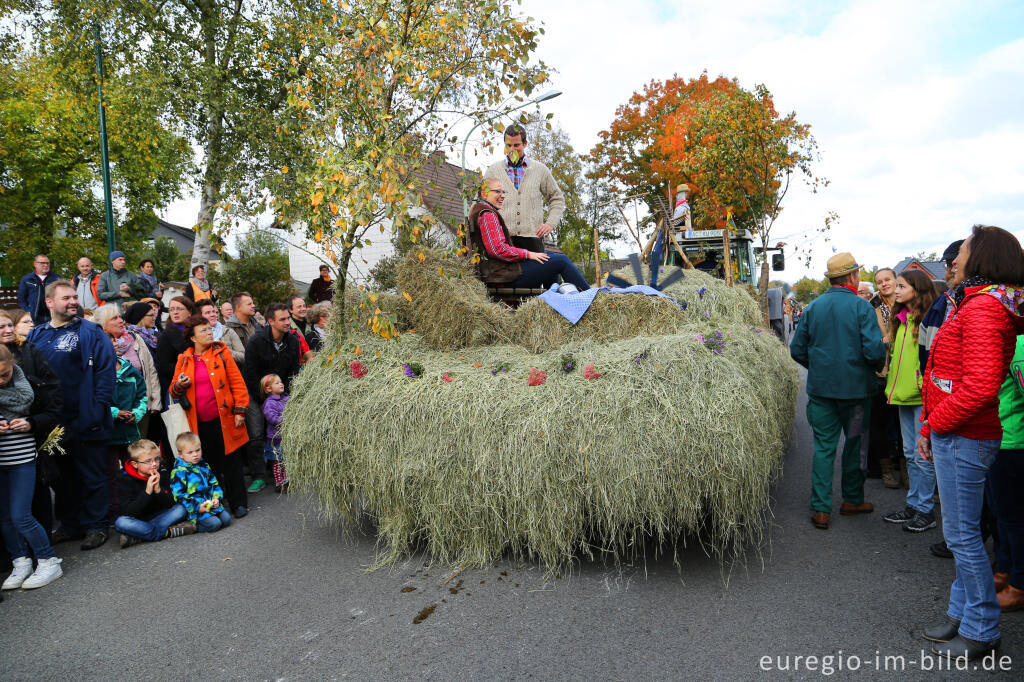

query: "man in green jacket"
left=97, top=251, right=145, bottom=311
left=790, top=252, right=887, bottom=529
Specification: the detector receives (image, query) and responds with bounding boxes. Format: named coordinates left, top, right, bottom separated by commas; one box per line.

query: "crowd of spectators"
left=791, top=225, right=1024, bottom=660
left=1, top=249, right=333, bottom=597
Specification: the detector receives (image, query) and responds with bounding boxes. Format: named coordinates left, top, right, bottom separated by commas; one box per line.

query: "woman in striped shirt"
left=0, top=343, right=63, bottom=590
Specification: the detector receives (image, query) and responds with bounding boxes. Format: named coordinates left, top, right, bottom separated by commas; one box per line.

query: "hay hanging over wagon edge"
left=281, top=324, right=799, bottom=572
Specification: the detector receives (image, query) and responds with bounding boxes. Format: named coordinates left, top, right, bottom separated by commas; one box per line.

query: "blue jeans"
left=197, top=510, right=231, bottom=533
left=898, top=405, right=934, bottom=513
left=513, top=253, right=590, bottom=291
left=932, top=432, right=1001, bottom=642
left=0, top=460, right=55, bottom=560
left=114, top=503, right=188, bottom=542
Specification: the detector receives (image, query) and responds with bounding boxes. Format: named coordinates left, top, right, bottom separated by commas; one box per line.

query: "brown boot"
left=899, top=457, right=910, bottom=488
left=880, top=458, right=901, bottom=489
left=998, top=585, right=1024, bottom=611
left=994, top=572, right=1009, bottom=592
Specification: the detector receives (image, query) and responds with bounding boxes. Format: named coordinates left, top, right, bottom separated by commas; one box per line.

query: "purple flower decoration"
left=403, top=362, right=424, bottom=378
left=697, top=287, right=707, bottom=300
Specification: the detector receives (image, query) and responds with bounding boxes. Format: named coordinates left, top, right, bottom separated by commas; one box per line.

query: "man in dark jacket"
left=308, top=264, right=335, bottom=303
left=97, top=251, right=145, bottom=310
left=242, top=303, right=300, bottom=493
left=28, top=280, right=116, bottom=550
left=790, top=252, right=887, bottom=530
left=17, top=254, right=59, bottom=324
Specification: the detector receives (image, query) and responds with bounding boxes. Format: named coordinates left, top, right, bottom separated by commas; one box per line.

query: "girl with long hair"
left=881, top=269, right=938, bottom=532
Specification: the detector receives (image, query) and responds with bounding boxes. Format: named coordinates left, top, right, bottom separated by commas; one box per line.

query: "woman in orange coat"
left=170, top=314, right=250, bottom=517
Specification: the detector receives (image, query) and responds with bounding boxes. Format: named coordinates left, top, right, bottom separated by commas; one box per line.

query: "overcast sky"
left=165, top=0, right=1024, bottom=282
left=508, top=0, right=1024, bottom=281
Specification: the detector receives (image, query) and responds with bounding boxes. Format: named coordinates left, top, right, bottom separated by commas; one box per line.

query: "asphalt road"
left=2, top=374, right=1021, bottom=681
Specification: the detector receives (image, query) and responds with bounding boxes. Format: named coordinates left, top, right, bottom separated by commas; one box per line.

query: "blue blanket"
left=537, top=284, right=676, bottom=324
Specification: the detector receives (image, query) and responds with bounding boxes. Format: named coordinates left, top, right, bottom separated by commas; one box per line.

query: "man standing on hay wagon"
left=790, top=252, right=887, bottom=530
left=483, top=123, right=565, bottom=254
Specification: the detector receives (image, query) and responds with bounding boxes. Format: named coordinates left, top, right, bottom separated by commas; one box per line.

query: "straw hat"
left=824, top=252, right=860, bottom=278
left=675, top=184, right=690, bottom=194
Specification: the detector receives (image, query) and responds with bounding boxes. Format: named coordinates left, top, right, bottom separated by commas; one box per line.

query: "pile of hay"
left=395, top=249, right=512, bottom=349
left=609, top=265, right=763, bottom=328
left=513, top=292, right=687, bottom=353
left=283, top=250, right=798, bottom=571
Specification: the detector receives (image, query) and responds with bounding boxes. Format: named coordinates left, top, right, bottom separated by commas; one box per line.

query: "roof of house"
left=153, top=218, right=226, bottom=256
left=894, top=257, right=945, bottom=280
left=414, top=152, right=477, bottom=234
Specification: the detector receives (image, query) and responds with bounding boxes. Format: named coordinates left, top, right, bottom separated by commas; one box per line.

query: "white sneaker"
left=21, top=557, right=62, bottom=589
left=2, top=556, right=33, bottom=590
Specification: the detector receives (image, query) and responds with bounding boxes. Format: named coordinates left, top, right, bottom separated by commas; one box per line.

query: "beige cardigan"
left=483, top=158, right=565, bottom=239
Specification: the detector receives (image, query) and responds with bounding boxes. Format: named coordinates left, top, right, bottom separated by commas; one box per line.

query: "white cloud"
left=515, top=0, right=1024, bottom=279
left=163, top=0, right=1024, bottom=281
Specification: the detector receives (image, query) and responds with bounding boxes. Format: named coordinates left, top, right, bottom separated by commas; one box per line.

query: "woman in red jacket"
left=918, top=225, right=1024, bottom=660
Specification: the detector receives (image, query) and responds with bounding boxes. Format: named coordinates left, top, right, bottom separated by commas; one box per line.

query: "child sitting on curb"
left=260, top=374, right=289, bottom=493
left=170, top=432, right=232, bottom=533
left=115, top=439, right=196, bottom=549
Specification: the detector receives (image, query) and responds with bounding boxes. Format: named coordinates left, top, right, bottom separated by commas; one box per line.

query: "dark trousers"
left=513, top=253, right=590, bottom=291
left=511, top=235, right=544, bottom=252
left=106, top=445, right=129, bottom=518
left=243, top=398, right=267, bottom=482
left=989, top=448, right=1024, bottom=588
left=807, top=395, right=871, bottom=513
left=197, top=419, right=247, bottom=513
left=54, top=439, right=109, bottom=534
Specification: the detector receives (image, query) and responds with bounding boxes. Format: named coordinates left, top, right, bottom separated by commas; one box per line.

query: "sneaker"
left=50, top=527, right=83, bottom=544
left=119, top=533, right=144, bottom=549
left=930, top=541, right=954, bottom=559
left=905, top=511, right=937, bottom=533
left=233, top=506, right=248, bottom=519
left=164, top=522, right=196, bottom=539
left=21, top=557, right=63, bottom=589
left=247, top=479, right=266, bottom=494
left=883, top=506, right=916, bottom=524
left=2, top=557, right=34, bottom=590
left=80, top=531, right=108, bottom=551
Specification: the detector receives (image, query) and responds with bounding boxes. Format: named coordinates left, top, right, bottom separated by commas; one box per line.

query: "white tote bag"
left=161, top=402, right=191, bottom=458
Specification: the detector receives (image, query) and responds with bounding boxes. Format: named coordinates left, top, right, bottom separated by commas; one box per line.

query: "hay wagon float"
left=281, top=250, right=799, bottom=572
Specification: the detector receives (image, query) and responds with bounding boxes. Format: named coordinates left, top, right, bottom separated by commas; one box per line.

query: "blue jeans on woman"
left=0, top=460, right=55, bottom=560
left=898, top=405, right=935, bottom=513
left=197, top=509, right=231, bottom=533
left=513, top=253, right=590, bottom=291
left=114, top=503, right=188, bottom=542
left=932, top=432, right=1001, bottom=642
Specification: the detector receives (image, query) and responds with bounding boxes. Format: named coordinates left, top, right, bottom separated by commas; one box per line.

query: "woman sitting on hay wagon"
left=469, top=178, right=590, bottom=292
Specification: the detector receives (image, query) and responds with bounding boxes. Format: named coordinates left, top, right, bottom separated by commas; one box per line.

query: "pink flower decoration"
left=527, top=368, right=547, bottom=386
left=349, top=360, right=367, bottom=379
left=583, top=363, right=603, bottom=380
left=442, top=372, right=452, bottom=383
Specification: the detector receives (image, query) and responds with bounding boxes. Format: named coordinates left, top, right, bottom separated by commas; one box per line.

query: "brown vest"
left=468, top=201, right=522, bottom=284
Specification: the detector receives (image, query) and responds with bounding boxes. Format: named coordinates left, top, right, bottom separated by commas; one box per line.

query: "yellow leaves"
left=335, top=218, right=344, bottom=227
left=314, top=229, right=323, bottom=242
left=416, top=252, right=426, bottom=263
left=368, top=292, right=378, bottom=303
left=438, top=266, right=444, bottom=276
left=471, top=253, right=481, bottom=264
left=354, top=346, right=362, bottom=356
left=311, top=191, right=324, bottom=207
left=328, top=202, right=339, bottom=215
left=402, top=291, right=412, bottom=302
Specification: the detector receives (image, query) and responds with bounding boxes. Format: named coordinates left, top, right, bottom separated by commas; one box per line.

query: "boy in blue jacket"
left=170, top=432, right=232, bottom=533
left=115, top=440, right=195, bottom=548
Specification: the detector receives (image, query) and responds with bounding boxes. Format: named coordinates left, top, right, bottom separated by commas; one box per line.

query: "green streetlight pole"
left=94, top=23, right=116, bottom=255
left=460, top=90, right=562, bottom=221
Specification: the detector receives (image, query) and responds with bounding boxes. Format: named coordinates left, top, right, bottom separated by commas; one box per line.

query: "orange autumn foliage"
left=590, top=73, right=824, bottom=238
